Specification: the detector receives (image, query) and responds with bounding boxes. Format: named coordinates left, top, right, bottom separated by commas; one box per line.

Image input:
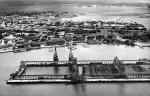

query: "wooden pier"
left=7, top=59, right=150, bottom=84
left=6, top=47, right=150, bottom=84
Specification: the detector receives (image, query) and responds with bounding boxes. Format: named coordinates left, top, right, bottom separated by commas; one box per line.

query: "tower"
left=112, top=57, right=125, bottom=75
left=69, top=48, right=74, bottom=61
left=53, top=47, right=59, bottom=62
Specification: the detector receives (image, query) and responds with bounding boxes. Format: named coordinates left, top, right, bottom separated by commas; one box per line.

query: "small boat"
left=13, top=47, right=31, bottom=53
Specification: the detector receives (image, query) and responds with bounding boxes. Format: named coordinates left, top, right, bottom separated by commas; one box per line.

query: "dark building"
left=46, top=38, right=65, bottom=45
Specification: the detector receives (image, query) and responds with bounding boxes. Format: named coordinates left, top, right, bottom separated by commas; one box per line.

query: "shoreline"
left=0, top=42, right=150, bottom=54
left=0, top=45, right=65, bottom=53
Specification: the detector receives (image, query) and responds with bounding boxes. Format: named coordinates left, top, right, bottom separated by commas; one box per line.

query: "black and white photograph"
left=0, top=0, right=150, bottom=96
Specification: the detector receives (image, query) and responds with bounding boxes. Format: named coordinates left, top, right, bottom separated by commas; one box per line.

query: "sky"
left=0, top=0, right=149, bottom=3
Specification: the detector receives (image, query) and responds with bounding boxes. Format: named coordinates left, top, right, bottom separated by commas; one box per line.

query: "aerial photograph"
left=0, top=0, right=150, bottom=96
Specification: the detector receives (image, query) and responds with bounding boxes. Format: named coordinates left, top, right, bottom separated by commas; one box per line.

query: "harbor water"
left=0, top=45, right=150, bottom=96
left=0, top=2, right=150, bottom=96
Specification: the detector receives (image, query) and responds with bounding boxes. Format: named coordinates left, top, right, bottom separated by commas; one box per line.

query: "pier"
left=7, top=47, right=150, bottom=84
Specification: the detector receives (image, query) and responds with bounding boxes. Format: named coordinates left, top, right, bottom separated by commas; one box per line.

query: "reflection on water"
left=117, top=83, right=125, bottom=96
left=54, top=67, right=59, bottom=74
left=7, top=83, right=150, bottom=96
left=73, top=84, right=86, bottom=95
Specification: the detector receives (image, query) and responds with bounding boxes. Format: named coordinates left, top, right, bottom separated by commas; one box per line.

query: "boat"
left=13, top=47, right=31, bottom=53
left=13, top=44, right=31, bottom=53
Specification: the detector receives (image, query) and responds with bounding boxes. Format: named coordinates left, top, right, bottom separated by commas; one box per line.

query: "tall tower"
left=69, top=48, right=74, bottom=61
left=53, top=47, right=59, bottom=62
left=112, top=57, right=125, bottom=74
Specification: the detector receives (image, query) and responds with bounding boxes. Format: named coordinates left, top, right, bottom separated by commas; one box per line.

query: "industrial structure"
left=7, top=47, right=150, bottom=84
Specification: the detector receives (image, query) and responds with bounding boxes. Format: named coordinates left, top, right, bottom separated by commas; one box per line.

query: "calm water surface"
left=0, top=45, right=150, bottom=96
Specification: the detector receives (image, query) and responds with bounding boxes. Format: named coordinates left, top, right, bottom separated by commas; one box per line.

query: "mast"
left=53, top=46, right=59, bottom=62
left=69, top=48, right=74, bottom=61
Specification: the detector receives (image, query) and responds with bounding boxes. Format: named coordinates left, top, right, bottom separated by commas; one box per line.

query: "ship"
left=13, top=47, right=31, bottom=53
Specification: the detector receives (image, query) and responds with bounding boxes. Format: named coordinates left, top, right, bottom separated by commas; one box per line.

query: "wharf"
left=6, top=47, right=150, bottom=84
left=6, top=59, right=150, bottom=84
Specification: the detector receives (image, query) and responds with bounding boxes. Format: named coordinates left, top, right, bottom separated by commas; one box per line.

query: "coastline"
left=1, top=42, right=150, bottom=54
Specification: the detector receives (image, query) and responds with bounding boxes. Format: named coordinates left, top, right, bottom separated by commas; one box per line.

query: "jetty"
left=7, top=47, right=150, bottom=84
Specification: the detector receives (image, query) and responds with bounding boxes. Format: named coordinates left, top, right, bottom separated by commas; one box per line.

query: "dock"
left=7, top=59, right=150, bottom=84
left=6, top=47, right=150, bottom=84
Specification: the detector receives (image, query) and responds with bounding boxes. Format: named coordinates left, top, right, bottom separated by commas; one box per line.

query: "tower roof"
left=69, top=48, right=74, bottom=61
left=53, top=46, right=59, bottom=61
left=69, top=48, right=73, bottom=57
left=113, top=57, right=121, bottom=65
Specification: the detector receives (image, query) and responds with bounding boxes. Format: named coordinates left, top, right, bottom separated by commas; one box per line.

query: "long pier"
left=6, top=47, right=150, bottom=84
left=7, top=59, right=150, bottom=84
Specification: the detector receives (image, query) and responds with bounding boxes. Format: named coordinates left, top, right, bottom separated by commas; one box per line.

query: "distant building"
left=64, top=33, right=74, bottom=41
left=100, top=29, right=111, bottom=37
left=46, top=38, right=65, bottom=45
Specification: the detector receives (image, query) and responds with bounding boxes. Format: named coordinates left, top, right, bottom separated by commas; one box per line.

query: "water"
left=0, top=45, right=150, bottom=96
left=0, top=2, right=150, bottom=96
left=24, top=67, right=70, bottom=75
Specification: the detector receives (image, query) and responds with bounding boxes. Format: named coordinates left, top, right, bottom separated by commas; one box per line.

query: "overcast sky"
left=0, top=0, right=149, bottom=3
